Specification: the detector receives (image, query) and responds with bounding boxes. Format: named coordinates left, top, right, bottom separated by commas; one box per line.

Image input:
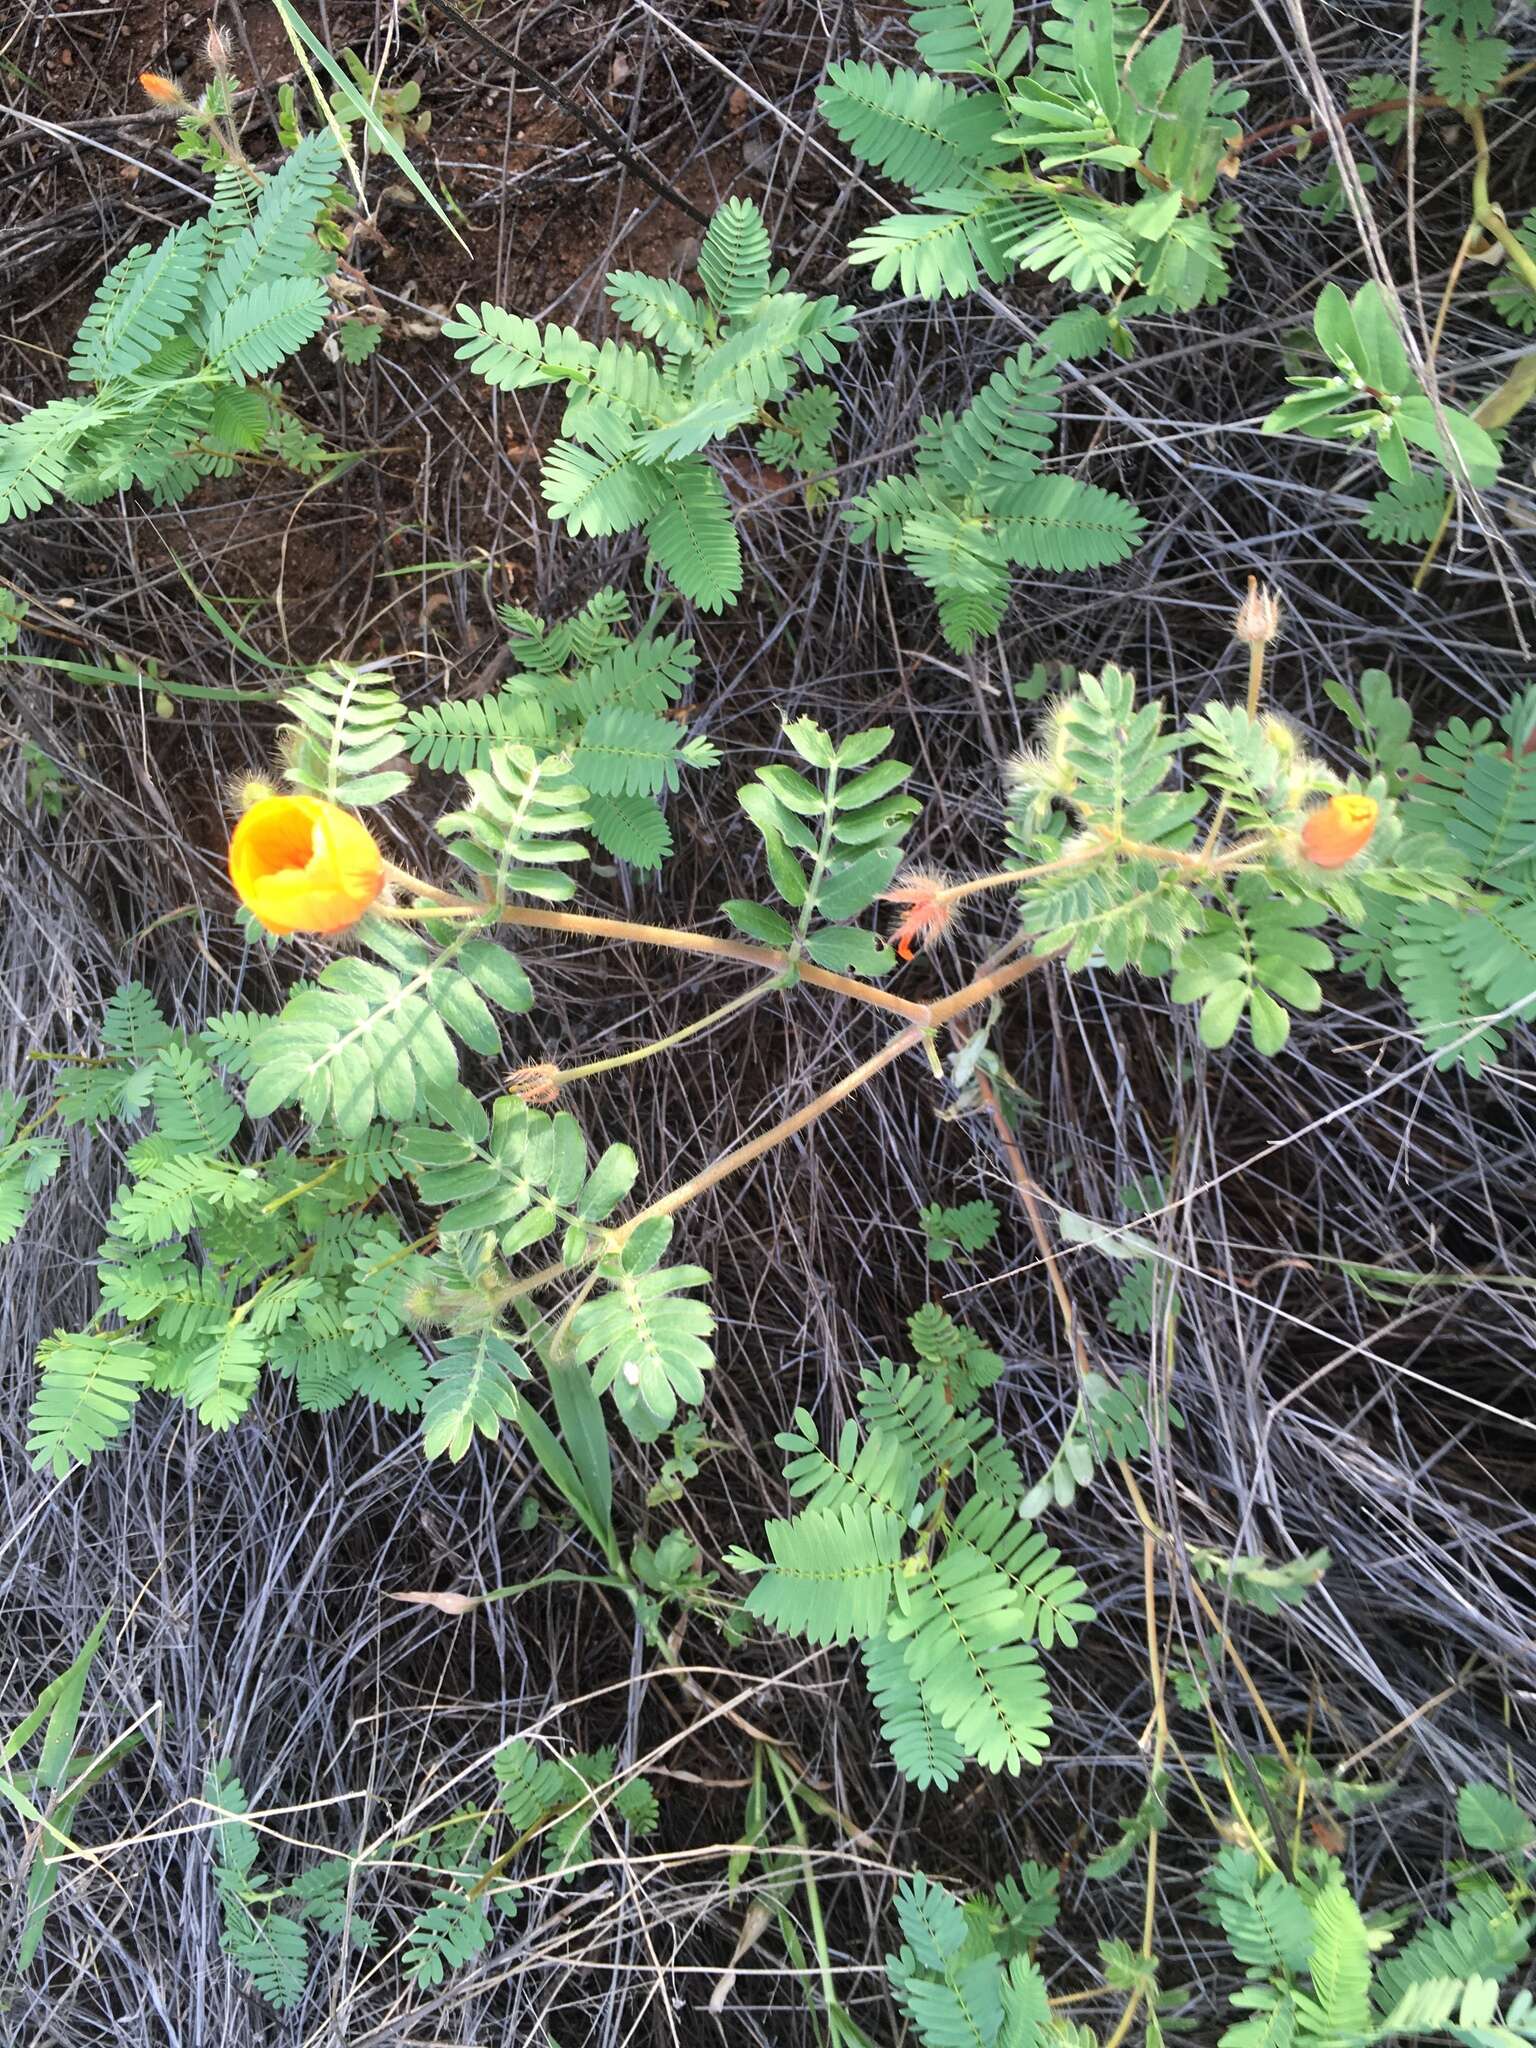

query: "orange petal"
left=229, top=794, right=384, bottom=935
left=1299, top=793, right=1378, bottom=870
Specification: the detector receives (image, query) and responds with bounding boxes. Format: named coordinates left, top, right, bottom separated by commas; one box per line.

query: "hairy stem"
left=379, top=865, right=931, bottom=1020
left=552, top=977, right=788, bottom=1086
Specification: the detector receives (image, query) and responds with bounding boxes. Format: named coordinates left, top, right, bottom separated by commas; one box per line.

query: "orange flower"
left=229, top=794, right=385, bottom=935
left=883, top=867, right=956, bottom=961
left=138, top=71, right=186, bottom=106
left=1299, top=793, right=1379, bottom=870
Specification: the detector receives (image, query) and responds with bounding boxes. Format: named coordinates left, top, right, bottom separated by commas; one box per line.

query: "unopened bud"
left=506, top=1063, right=561, bottom=1106
left=205, top=26, right=232, bottom=73
left=1234, top=577, right=1282, bottom=648
left=138, top=71, right=188, bottom=108
left=402, top=1283, right=440, bottom=1324
left=226, top=772, right=277, bottom=814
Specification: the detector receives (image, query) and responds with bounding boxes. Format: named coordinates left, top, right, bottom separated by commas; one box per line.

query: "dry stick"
left=1234, top=59, right=1536, bottom=164
left=497, top=1027, right=931, bottom=1308
left=381, top=864, right=1051, bottom=1028
left=968, top=1049, right=1298, bottom=1769
left=630, top=1024, right=925, bottom=1229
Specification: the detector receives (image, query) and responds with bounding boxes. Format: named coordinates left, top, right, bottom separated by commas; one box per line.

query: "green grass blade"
left=269, top=0, right=468, bottom=251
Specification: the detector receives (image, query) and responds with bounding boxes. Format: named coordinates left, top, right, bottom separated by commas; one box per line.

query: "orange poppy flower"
left=1299, top=793, right=1379, bottom=870
left=229, top=793, right=385, bottom=935
left=883, top=867, right=956, bottom=961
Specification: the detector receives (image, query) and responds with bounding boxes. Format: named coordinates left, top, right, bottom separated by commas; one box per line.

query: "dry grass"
left=2, top=0, right=1534, bottom=2038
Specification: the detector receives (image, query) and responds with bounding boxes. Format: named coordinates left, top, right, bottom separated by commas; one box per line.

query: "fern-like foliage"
left=207, top=1762, right=312, bottom=2012
left=0, top=1089, right=63, bottom=1251
left=243, top=925, right=515, bottom=1135
left=24, top=952, right=503, bottom=1467
left=1199, top=1797, right=1536, bottom=2048
left=444, top=197, right=854, bottom=612
left=875, top=1781, right=1536, bottom=2048
left=997, top=658, right=1532, bottom=1066
left=402, top=595, right=715, bottom=871
left=281, top=663, right=412, bottom=808
left=884, top=1872, right=1053, bottom=2048
left=0, top=129, right=341, bottom=523
left=27, top=1332, right=157, bottom=1476
left=820, top=0, right=1245, bottom=318
left=566, top=1216, right=716, bottom=1443
left=727, top=1300, right=1093, bottom=1781
left=845, top=345, right=1144, bottom=650
left=1363, top=472, right=1449, bottom=548
left=1338, top=692, right=1536, bottom=1074
left=437, top=745, right=593, bottom=903
left=1420, top=0, right=1510, bottom=104
left=920, top=1196, right=1000, bottom=1262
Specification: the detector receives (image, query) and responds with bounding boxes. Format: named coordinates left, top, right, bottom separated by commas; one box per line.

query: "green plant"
left=728, top=713, right=922, bottom=973
left=844, top=341, right=1144, bottom=651
left=998, top=654, right=1536, bottom=1062
left=0, top=130, right=343, bottom=523
left=20, top=742, right=76, bottom=818
left=21, top=599, right=1534, bottom=1489
left=0, top=1091, right=62, bottom=1248
left=727, top=1300, right=1095, bottom=1780
left=1330, top=679, right=1536, bottom=1076
left=920, top=1195, right=1000, bottom=1262
left=21, top=626, right=937, bottom=1478
left=1199, top=1805, right=1536, bottom=2047
left=403, top=588, right=719, bottom=870
left=1262, top=279, right=1502, bottom=522
left=330, top=47, right=431, bottom=145
left=443, top=197, right=855, bottom=610
left=877, top=1771, right=1536, bottom=2048
left=1246, top=2, right=1536, bottom=572
left=818, top=0, right=1246, bottom=319
left=2, top=1615, right=143, bottom=1970
left=206, top=1740, right=659, bottom=2008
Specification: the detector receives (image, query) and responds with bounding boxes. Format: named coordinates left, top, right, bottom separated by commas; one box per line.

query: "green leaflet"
left=735, top=718, right=917, bottom=968
left=824, top=0, right=1243, bottom=317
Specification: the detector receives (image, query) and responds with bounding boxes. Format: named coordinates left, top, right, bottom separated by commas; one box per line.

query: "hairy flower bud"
left=227, top=773, right=277, bottom=815
left=883, top=867, right=957, bottom=962
left=1234, top=578, right=1282, bottom=648
left=506, top=1064, right=561, bottom=1106
left=138, top=71, right=188, bottom=107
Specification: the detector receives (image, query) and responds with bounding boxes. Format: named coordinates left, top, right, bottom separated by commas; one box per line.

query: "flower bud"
left=882, top=867, right=957, bottom=962
left=506, top=1064, right=561, bottom=1106
left=138, top=71, right=188, bottom=108
left=227, top=773, right=277, bottom=814
left=1234, top=578, right=1282, bottom=648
